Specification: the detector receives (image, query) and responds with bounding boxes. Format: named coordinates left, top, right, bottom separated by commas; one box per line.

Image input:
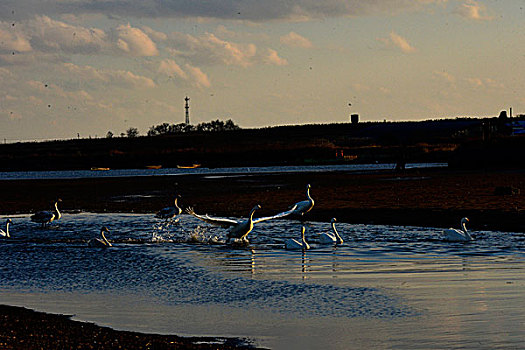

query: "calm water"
left=0, top=163, right=446, bottom=180
left=1, top=212, right=524, bottom=349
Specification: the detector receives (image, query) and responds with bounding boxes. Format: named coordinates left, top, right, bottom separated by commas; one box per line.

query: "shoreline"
left=1, top=167, right=524, bottom=232
left=0, top=304, right=258, bottom=349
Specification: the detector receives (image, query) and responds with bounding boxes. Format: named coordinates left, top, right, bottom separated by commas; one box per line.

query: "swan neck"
left=5, top=222, right=10, bottom=238
left=101, top=231, right=111, bottom=246
left=332, top=223, right=343, bottom=243
left=54, top=202, right=61, bottom=217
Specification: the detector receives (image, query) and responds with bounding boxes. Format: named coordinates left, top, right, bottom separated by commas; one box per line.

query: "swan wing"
left=31, top=211, right=55, bottom=223
left=156, top=207, right=176, bottom=218
left=0, top=229, right=6, bottom=237
left=318, top=232, right=336, bottom=244
left=185, top=207, right=238, bottom=228
left=291, top=200, right=314, bottom=215
left=284, top=238, right=302, bottom=250
left=443, top=228, right=468, bottom=242
left=253, top=205, right=298, bottom=224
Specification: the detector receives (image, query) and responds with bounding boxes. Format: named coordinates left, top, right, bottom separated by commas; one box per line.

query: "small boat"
left=177, top=164, right=201, bottom=169
left=91, top=167, right=110, bottom=171
left=145, top=165, right=162, bottom=169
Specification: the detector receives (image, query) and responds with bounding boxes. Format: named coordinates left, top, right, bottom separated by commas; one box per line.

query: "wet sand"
left=0, top=167, right=524, bottom=232
left=0, top=305, right=257, bottom=349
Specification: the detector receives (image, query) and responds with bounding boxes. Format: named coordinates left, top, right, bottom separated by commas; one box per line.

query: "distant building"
left=351, top=114, right=359, bottom=124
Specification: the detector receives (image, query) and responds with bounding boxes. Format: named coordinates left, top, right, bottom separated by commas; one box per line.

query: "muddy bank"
left=0, top=167, right=523, bottom=232
left=0, top=305, right=258, bottom=349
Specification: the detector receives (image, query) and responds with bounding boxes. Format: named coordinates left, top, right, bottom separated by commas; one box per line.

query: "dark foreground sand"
left=1, top=167, right=524, bottom=232
left=0, top=305, right=257, bottom=349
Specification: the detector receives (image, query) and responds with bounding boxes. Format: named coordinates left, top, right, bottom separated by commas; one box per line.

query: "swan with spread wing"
left=186, top=204, right=297, bottom=243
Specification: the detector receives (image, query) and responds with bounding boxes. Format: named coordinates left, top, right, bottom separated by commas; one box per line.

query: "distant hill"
left=1, top=117, right=522, bottom=171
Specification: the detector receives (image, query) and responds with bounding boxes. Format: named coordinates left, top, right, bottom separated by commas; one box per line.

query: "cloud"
left=62, top=63, right=156, bottom=89
left=168, top=31, right=288, bottom=67
left=264, top=49, right=288, bottom=66
left=157, top=59, right=211, bottom=88
left=113, top=23, right=159, bottom=56
left=0, top=26, right=32, bottom=54
left=142, top=26, right=168, bottom=42
left=454, top=0, right=493, bottom=21
left=379, top=31, right=416, bottom=53
left=433, top=71, right=456, bottom=84
left=169, top=32, right=257, bottom=67
left=280, top=32, right=313, bottom=48
left=466, top=77, right=504, bottom=89
left=158, top=59, right=188, bottom=80
left=28, top=16, right=108, bottom=55
left=184, top=63, right=211, bottom=88
left=0, top=0, right=448, bottom=22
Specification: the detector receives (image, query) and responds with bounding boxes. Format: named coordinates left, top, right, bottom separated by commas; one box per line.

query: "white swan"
left=318, top=218, right=343, bottom=244
left=285, top=226, right=310, bottom=250
left=88, top=226, right=112, bottom=248
left=443, top=217, right=472, bottom=242
left=186, top=204, right=297, bottom=244
left=289, top=184, right=315, bottom=218
left=31, top=199, right=62, bottom=227
left=0, top=219, right=12, bottom=238
left=156, top=196, right=182, bottom=221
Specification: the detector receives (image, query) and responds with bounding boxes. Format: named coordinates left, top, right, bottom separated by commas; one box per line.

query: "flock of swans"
left=0, top=184, right=474, bottom=248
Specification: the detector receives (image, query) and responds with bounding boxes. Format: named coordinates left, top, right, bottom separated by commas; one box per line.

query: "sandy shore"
left=0, top=167, right=524, bottom=232
left=0, top=305, right=258, bottom=349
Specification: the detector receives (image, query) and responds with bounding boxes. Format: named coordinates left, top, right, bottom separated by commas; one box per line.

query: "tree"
left=126, top=127, right=139, bottom=138
left=106, top=131, right=114, bottom=138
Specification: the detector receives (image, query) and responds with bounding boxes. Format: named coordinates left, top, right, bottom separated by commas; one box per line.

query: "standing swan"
left=318, top=218, right=343, bottom=244
left=31, top=199, right=62, bottom=227
left=443, top=217, right=472, bottom=242
left=290, top=184, right=315, bottom=218
left=186, top=204, right=297, bottom=244
left=88, top=227, right=112, bottom=248
left=285, top=226, right=310, bottom=250
left=156, top=196, right=182, bottom=221
left=0, top=219, right=12, bottom=238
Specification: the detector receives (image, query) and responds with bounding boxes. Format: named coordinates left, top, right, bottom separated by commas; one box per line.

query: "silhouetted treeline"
left=147, top=119, right=239, bottom=136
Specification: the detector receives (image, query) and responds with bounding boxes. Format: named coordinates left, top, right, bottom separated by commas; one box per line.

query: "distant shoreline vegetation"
left=146, top=119, right=240, bottom=137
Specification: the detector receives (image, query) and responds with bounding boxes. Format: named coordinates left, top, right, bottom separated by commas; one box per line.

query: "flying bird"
left=443, top=217, right=473, bottom=242
left=186, top=204, right=297, bottom=244
left=31, top=199, right=62, bottom=227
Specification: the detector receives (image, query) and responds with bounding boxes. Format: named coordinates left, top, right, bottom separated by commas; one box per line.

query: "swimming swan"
left=0, top=219, right=12, bottom=238
left=285, top=226, right=310, bottom=250
left=31, top=199, right=62, bottom=227
left=186, top=204, right=297, bottom=243
left=289, top=184, right=314, bottom=218
left=88, top=226, right=112, bottom=248
left=156, top=196, right=182, bottom=221
left=443, top=217, right=472, bottom=242
left=318, top=218, right=343, bottom=244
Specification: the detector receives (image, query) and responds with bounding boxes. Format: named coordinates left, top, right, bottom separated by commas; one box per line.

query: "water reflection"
left=1, top=212, right=525, bottom=348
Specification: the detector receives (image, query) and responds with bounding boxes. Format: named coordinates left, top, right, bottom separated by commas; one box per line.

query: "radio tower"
left=184, top=96, right=190, bottom=124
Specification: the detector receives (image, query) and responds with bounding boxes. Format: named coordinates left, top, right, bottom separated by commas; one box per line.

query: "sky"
left=0, top=0, right=524, bottom=141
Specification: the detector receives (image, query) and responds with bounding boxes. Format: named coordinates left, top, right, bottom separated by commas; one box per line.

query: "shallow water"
left=0, top=163, right=446, bottom=180
left=1, top=212, right=524, bottom=349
